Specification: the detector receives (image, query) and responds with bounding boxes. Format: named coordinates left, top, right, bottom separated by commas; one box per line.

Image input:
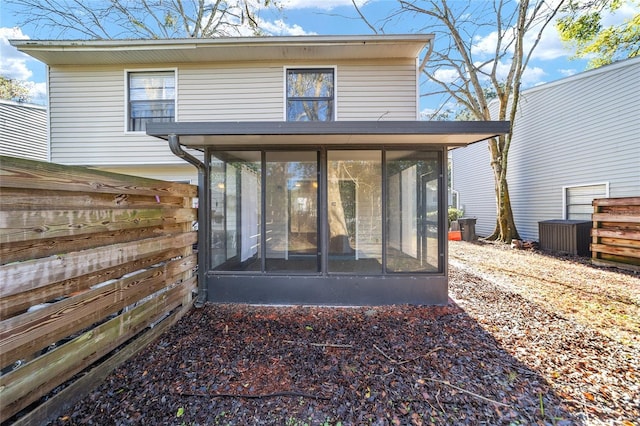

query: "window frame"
left=284, top=66, right=337, bottom=122
left=562, top=181, right=609, bottom=220
left=124, top=68, right=178, bottom=133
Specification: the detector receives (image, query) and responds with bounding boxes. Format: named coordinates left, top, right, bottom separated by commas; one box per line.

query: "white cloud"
left=433, top=68, right=460, bottom=83
left=520, top=65, right=547, bottom=85
left=527, top=24, right=570, bottom=61
left=29, top=82, right=47, bottom=105
left=558, top=68, right=577, bottom=77
left=1, top=27, right=48, bottom=104
left=258, top=19, right=315, bottom=35
left=473, top=59, right=548, bottom=87
left=471, top=20, right=571, bottom=62
left=587, top=0, right=636, bottom=26
left=471, top=30, right=503, bottom=57
left=280, top=0, right=368, bottom=11
left=0, top=27, right=33, bottom=81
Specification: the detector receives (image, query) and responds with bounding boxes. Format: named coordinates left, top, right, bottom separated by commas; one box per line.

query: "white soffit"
left=11, top=35, right=434, bottom=65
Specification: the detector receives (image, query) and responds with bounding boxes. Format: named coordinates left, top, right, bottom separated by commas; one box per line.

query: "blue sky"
left=0, top=0, right=635, bottom=110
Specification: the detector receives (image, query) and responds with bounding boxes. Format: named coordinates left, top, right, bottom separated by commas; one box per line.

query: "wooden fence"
left=591, top=197, right=640, bottom=271
left=0, top=156, right=198, bottom=424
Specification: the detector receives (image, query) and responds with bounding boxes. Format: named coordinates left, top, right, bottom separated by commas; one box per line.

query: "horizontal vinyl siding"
left=49, top=65, right=285, bottom=166
left=0, top=102, right=48, bottom=161
left=338, top=62, right=417, bottom=120
left=452, top=58, right=640, bottom=241
left=179, top=65, right=283, bottom=121
left=49, top=59, right=420, bottom=167
left=95, top=164, right=198, bottom=184
left=49, top=67, right=172, bottom=165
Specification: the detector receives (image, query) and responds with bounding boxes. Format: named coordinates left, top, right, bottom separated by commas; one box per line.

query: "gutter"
left=168, top=134, right=208, bottom=308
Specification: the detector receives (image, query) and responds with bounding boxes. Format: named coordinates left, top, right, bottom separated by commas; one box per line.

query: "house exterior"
left=0, top=100, right=48, bottom=162
left=13, top=35, right=508, bottom=306
left=451, top=57, right=640, bottom=241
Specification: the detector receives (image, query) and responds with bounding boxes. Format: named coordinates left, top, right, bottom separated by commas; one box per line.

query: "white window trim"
left=562, top=181, right=609, bottom=220
left=124, top=67, right=178, bottom=134
left=415, top=57, right=420, bottom=120
left=283, top=65, right=337, bottom=121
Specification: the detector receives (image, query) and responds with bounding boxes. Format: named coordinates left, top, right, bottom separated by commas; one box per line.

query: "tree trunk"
left=486, top=137, right=520, bottom=242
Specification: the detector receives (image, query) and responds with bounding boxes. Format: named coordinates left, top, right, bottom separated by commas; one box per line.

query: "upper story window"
left=127, top=70, right=175, bottom=132
left=286, top=68, right=334, bottom=121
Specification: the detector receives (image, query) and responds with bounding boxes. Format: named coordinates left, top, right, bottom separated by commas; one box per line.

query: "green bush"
left=448, top=207, right=463, bottom=228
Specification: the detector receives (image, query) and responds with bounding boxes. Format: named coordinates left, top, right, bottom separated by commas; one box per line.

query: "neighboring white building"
left=451, top=57, right=640, bottom=241
left=0, top=100, right=48, bottom=162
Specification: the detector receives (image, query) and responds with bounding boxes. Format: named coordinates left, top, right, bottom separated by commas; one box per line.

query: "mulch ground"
left=49, top=242, right=639, bottom=426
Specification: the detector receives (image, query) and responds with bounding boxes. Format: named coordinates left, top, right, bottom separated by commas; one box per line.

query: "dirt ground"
left=48, top=241, right=639, bottom=426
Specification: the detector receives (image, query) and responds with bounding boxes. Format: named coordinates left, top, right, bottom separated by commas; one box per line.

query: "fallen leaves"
left=44, top=241, right=639, bottom=426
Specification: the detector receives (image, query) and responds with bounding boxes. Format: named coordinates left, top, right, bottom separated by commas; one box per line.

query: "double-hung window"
left=286, top=68, right=334, bottom=121
left=127, top=70, right=176, bottom=132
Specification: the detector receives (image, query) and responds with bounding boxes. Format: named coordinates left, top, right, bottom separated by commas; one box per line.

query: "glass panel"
left=327, top=151, right=382, bottom=273
left=128, top=71, right=175, bottom=131
left=265, top=151, right=319, bottom=272
left=386, top=151, right=440, bottom=273
left=210, top=151, right=261, bottom=271
left=287, top=70, right=333, bottom=98
left=287, top=100, right=333, bottom=122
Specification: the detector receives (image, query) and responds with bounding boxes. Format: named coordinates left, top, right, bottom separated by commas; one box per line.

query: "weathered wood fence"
left=591, top=197, right=640, bottom=271
left=0, top=156, right=198, bottom=424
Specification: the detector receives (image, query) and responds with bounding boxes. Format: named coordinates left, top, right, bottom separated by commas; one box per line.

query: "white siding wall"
left=0, top=101, right=48, bottom=161
left=48, top=60, right=418, bottom=168
left=451, top=141, right=496, bottom=237
left=452, top=57, right=640, bottom=241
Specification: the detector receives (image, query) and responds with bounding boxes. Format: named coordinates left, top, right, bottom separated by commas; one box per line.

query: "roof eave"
left=10, top=34, right=435, bottom=66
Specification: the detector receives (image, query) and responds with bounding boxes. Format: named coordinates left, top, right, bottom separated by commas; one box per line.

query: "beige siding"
left=179, top=64, right=283, bottom=121
left=49, top=67, right=156, bottom=166
left=94, top=164, right=198, bottom=184
left=338, top=62, right=417, bottom=120
left=49, top=59, right=419, bottom=167
left=0, top=101, right=48, bottom=161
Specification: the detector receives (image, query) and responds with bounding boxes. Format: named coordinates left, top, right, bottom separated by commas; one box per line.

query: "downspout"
left=418, top=38, right=434, bottom=74
left=168, top=134, right=209, bottom=308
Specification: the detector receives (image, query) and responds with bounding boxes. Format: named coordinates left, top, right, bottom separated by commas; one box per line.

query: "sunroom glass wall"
left=209, top=149, right=441, bottom=275
left=265, top=151, right=319, bottom=272
left=386, top=151, right=440, bottom=273
left=327, top=150, right=382, bottom=273
left=210, top=152, right=262, bottom=271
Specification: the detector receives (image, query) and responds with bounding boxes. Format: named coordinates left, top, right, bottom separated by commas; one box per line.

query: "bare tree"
left=357, top=0, right=567, bottom=242
left=7, top=0, right=280, bottom=39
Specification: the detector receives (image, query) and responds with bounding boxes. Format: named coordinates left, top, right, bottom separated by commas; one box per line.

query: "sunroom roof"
left=146, top=121, right=509, bottom=148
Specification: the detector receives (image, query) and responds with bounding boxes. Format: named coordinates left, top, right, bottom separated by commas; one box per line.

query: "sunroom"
left=147, top=120, right=508, bottom=306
